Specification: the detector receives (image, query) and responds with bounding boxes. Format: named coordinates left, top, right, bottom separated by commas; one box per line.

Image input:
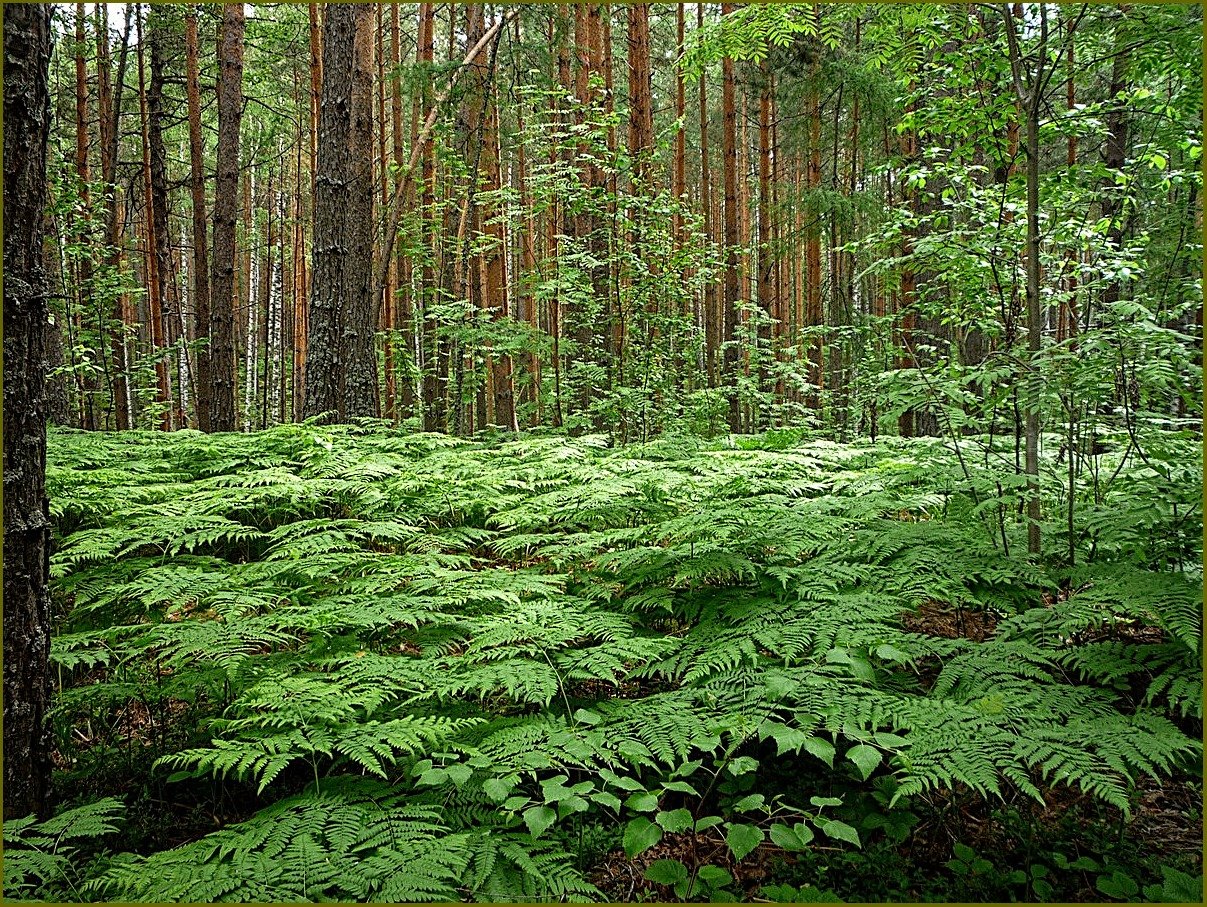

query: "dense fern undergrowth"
left=6, top=422, right=1203, bottom=903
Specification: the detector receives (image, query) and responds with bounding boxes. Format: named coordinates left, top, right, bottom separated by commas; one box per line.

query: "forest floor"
left=8, top=423, right=1202, bottom=903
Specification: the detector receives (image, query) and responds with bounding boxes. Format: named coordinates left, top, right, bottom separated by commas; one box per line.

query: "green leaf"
left=661, top=780, right=699, bottom=795
left=803, top=738, right=836, bottom=768
left=820, top=819, right=861, bottom=848
left=624, top=818, right=664, bottom=858
left=591, top=790, right=622, bottom=811
left=644, top=859, right=689, bottom=887
left=697, top=865, right=734, bottom=889
left=767, top=723, right=810, bottom=755
left=769, top=822, right=814, bottom=851
left=523, top=805, right=556, bottom=839
left=733, top=793, right=766, bottom=812
left=626, top=791, right=659, bottom=812
left=599, top=769, right=644, bottom=791
left=1096, top=871, right=1140, bottom=900
left=541, top=775, right=572, bottom=802
left=727, top=756, right=759, bottom=777
left=846, top=744, right=882, bottom=781
left=656, top=808, right=694, bottom=833
left=671, top=759, right=704, bottom=777
left=482, top=777, right=514, bottom=803
left=725, top=822, right=764, bottom=861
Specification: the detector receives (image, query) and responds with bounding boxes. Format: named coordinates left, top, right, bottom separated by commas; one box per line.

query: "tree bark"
left=185, top=6, right=212, bottom=430
left=720, top=3, right=741, bottom=432
left=208, top=4, right=244, bottom=431
left=305, top=4, right=377, bottom=422
left=698, top=3, right=717, bottom=386
left=139, top=5, right=172, bottom=430
left=3, top=1, right=53, bottom=820
left=73, top=3, right=98, bottom=429
left=757, top=60, right=775, bottom=413
left=99, top=6, right=134, bottom=430
left=417, top=3, right=441, bottom=432
left=627, top=4, right=653, bottom=189
left=806, top=15, right=824, bottom=414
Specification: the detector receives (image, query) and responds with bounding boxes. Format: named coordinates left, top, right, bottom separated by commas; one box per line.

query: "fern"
left=42, top=425, right=1202, bottom=902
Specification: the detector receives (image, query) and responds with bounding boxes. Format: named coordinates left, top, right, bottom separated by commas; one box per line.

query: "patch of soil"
left=902, top=600, right=998, bottom=641
left=1128, top=773, right=1203, bottom=864
left=566, top=675, right=678, bottom=701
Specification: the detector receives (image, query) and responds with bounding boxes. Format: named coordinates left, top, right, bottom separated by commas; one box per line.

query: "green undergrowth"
left=6, top=421, right=1202, bottom=902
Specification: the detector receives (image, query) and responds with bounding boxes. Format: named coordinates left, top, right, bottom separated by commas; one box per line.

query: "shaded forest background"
left=43, top=2, right=1202, bottom=442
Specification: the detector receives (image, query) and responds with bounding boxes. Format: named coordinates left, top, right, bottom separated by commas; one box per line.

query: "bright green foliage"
left=3, top=798, right=124, bottom=901
left=30, top=422, right=1202, bottom=901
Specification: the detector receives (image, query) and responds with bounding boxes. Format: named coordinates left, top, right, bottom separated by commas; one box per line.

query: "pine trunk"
left=185, top=8, right=212, bottom=431
left=720, top=3, right=740, bottom=432
left=141, top=6, right=173, bottom=430
left=208, top=4, right=244, bottom=431
left=3, top=1, right=53, bottom=821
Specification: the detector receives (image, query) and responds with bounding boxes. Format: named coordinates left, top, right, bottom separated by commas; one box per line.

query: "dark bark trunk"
left=720, top=3, right=740, bottom=431
left=208, top=4, right=244, bottom=431
left=698, top=3, right=716, bottom=386
left=99, top=7, right=133, bottom=430
left=141, top=5, right=172, bottom=429
left=73, top=3, right=98, bottom=429
left=305, top=4, right=377, bottom=422
left=757, top=61, right=774, bottom=412
left=185, top=7, right=211, bottom=430
left=341, top=4, right=379, bottom=419
left=3, top=1, right=54, bottom=821
left=417, top=4, right=442, bottom=432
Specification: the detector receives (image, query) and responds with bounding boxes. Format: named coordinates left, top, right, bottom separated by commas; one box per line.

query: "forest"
left=1, top=1, right=1202, bottom=903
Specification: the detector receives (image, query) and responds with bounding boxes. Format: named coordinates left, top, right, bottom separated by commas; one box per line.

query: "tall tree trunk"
left=896, top=89, right=918, bottom=437
left=483, top=76, right=517, bottom=432
left=308, top=3, right=322, bottom=201
left=698, top=3, right=716, bottom=386
left=208, top=4, right=244, bottom=431
left=3, top=1, right=53, bottom=821
left=806, top=15, right=824, bottom=414
left=185, top=7, right=212, bottom=431
left=548, top=5, right=571, bottom=429
left=627, top=4, right=653, bottom=189
left=757, top=60, right=775, bottom=416
left=99, top=6, right=134, bottom=430
left=73, top=3, right=98, bottom=429
left=377, top=5, right=395, bottom=422
left=343, top=4, right=378, bottom=419
left=141, top=6, right=173, bottom=430
left=720, top=3, right=741, bottom=432
left=672, top=6, right=686, bottom=246
left=514, top=16, right=541, bottom=426
left=417, top=3, right=442, bottom=432
left=306, top=4, right=377, bottom=422
left=391, top=2, right=415, bottom=421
